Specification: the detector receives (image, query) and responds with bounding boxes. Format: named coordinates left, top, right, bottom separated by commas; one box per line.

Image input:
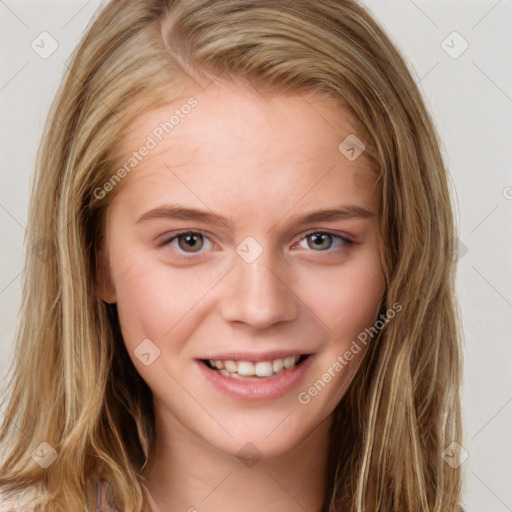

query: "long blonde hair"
left=0, top=1, right=464, bottom=510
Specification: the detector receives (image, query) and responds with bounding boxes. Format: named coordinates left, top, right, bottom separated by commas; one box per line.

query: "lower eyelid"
left=162, top=231, right=352, bottom=255
left=296, top=232, right=352, bottom=250
left=171, top=232, right=213, bottom=253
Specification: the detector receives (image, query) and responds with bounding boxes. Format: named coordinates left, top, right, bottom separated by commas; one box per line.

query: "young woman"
left=0, top=0, right=464, bottom=510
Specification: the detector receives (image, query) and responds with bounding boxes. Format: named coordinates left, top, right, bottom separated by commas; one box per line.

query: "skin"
left=97, top=82, right=385, bottom=512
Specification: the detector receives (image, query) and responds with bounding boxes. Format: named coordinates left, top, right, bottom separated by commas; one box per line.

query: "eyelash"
left=160, top=230, right=354, bottom=260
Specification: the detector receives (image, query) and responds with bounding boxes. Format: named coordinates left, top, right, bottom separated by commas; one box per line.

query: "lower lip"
left=197, top=357, right=315, bottom=402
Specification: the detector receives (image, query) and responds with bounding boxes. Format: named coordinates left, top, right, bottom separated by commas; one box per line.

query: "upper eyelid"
left=301, top=229, right=353, bottom=241
left=162, top=229, right=353, bottom=251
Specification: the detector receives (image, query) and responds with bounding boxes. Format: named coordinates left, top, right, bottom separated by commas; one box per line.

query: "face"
left=98, top=83, right=385, bottom=459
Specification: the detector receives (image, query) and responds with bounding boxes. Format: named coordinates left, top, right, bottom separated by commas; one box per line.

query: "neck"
left=143, top=409, right=332, bottom=512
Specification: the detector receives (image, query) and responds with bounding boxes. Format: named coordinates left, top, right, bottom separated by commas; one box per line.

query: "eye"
left=160, top=230, right=353, bottom=258
left=297, top=231, right=353, bottom=251
left=162, top=231, right=213, bottom=256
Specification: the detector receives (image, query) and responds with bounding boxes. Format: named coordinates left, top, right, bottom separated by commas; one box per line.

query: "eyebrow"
left=136, top=203, right=375, bottom=230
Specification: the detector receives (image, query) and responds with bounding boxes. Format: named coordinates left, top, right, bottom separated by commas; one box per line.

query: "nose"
left=219, top=248, right=299, bottom=329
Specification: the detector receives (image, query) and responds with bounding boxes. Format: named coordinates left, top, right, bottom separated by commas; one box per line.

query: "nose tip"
left=219, top=254, right=299, bottom=329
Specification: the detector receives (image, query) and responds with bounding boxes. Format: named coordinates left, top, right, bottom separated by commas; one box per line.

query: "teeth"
left=284, top=356, right=296, bottom=369
left=208, top=356, right=302, bottom=378
left=237, top=361, right=255, bottom=376
left=255, top=361, right=273, bottom=377
left=272, top=358, right=284, bottom=373
left=224, top=360, right=237, bottom=373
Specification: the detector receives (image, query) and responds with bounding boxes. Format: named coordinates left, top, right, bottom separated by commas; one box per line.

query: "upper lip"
left=199, top=351, right=313, bottom=362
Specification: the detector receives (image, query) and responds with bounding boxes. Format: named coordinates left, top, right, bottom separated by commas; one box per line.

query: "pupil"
left=179, top=233, right=203, bottom=252
left=309, top=233, right=331, bottom=250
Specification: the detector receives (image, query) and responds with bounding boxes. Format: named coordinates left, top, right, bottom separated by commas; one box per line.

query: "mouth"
left=200, top=354, right=311, bottom=379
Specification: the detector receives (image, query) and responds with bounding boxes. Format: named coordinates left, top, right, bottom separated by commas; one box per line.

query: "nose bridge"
left=219, top=242, right=298, bottom=328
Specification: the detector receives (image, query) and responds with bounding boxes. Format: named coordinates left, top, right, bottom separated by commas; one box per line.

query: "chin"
left=202, top=410, right=333, bottom=462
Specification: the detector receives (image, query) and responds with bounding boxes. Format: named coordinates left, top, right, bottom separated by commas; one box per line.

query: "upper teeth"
left=209, top=356, right=300, bottom=378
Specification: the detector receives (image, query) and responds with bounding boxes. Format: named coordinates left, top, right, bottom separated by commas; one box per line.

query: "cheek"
left=293, top=255, right=384, bottom=414
left=109, top=251, right=172, bottom=345
left=298, top=252, right=384, bottom=341
left=110, top=249, right=222, bottom=349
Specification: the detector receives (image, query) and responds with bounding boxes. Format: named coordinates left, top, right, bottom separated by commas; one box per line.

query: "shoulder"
left=0, top=488, right=38, bottom=512
left=94, top=480, right=121, bottom=511
left=0, top=481, right=120, bottom=511
left=0, top=508, right=34, bottom=512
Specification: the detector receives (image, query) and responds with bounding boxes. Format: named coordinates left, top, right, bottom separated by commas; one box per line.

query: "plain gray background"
left=1, top=1, right=511, bottom=510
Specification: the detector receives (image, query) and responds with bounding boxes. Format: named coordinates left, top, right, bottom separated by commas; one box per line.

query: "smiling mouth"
left=201, top=355, right=311, bottom=379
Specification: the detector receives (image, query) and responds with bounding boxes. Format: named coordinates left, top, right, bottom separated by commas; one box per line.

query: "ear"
left=95, top=245, right=117, bottom=304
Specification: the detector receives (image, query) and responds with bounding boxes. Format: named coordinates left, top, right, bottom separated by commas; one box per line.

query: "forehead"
left=112, top=83, right=379, bottom=217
